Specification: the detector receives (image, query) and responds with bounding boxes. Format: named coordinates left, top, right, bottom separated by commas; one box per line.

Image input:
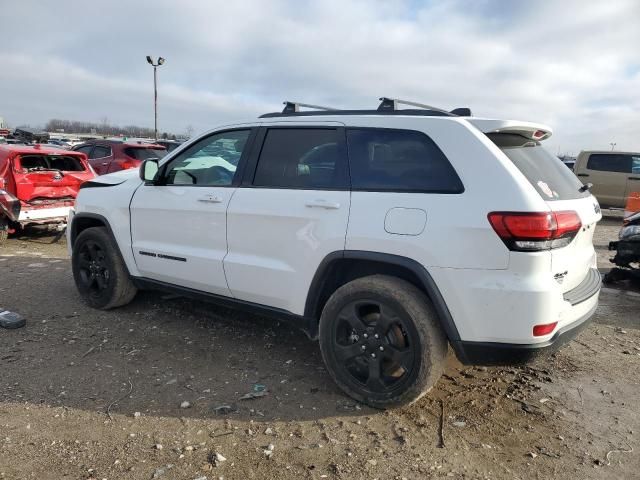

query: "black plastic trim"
left=304, top=251, right=461, bottom=344
left=454, top=303, right=597, bottom=365
left=563, top=268, right=601, bottom=306
left=132, top=277, right=316, bottom=337
left=79, top=180, right=126, bottom=190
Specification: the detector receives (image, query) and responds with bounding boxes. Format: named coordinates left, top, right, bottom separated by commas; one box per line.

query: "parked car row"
left=0, top=135, right=184, bottom=241
left=72, top=139, right=168, bottom=175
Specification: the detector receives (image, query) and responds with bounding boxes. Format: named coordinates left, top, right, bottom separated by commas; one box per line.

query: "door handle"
left=577, top=173, right=589, bottom=177
left=305, top=199, right=340, bottom=209
left=629, top=177, right=640, bottom=180
left=102, top=162, right=109, bottom=166
left=198, top=195, right=223, bottom=203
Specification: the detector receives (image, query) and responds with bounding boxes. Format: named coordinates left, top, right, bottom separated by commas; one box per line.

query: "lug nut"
left=374, top=333, right=379, bottom=339
left=379, top=346, right=384, bottom=351
left=361, top=345, right=366, bottom=350
left=371, top=353, right=376, bottom=358
left=363, top=333, right=368, bottom=339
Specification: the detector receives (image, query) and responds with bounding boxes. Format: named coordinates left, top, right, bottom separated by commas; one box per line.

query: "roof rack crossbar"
left=377, top=97, right=451, bottom=115
left=282, top=101, right=337, bottom=114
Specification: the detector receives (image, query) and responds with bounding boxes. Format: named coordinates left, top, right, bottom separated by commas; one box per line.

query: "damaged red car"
left=0, top=144, right=96, bottom=244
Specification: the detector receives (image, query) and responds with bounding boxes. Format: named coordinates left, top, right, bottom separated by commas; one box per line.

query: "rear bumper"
left=18, top=205, right=72, bottom=223
left=453, top=301, right=597, bottom=365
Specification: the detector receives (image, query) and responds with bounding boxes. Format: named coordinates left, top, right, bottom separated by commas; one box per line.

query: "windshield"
left=487, top=133, right=589, bottom=201
left=124, top=147, right=167, bottom=160
left=17, top=154, right=86, bottom=172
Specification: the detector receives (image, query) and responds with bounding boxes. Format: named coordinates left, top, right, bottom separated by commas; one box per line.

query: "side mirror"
left=140, top=159, right=159, bottom=183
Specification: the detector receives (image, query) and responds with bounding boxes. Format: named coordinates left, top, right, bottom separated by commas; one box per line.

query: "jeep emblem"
left=593, top=202, right=601, bottom=214
left=53, top=172, right=63, bottom=181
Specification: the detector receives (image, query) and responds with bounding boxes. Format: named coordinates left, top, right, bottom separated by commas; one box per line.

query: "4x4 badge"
left=594, top=203, right=601, bottom=214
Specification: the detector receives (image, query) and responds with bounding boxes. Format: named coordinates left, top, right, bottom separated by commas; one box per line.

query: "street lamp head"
left=158, top=57, right=165, bottom=65
left=146, top=55, right=153, bottom=65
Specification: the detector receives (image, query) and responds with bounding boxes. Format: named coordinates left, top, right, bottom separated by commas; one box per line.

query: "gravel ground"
left=0, top=214, right=638, bottom=479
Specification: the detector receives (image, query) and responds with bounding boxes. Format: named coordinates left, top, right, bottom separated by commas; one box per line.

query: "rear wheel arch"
left=305, top=251, right=461, bottom=343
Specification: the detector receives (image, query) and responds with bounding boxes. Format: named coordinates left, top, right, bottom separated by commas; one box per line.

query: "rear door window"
left=586, top=153, right=632, bottom=173
left=346, top=128, right=463, bottom=193
left=253, top=128, right=348, bottom=189
left=90, top=145, right=111, bottom=159
left=487, top=133, right=589, bottom=201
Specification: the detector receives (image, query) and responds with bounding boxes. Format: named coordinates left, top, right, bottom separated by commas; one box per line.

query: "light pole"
left=146, top=56, right=165, bottom=141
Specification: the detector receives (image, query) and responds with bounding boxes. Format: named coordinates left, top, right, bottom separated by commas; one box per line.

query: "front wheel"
left=319, top=275, right=448, bottom=409
left=72, top=226, right=137, bottom=309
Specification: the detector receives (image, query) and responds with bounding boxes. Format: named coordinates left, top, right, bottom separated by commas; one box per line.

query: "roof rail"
left=282, top=101, right=337, bottom=114
left=378, top=97, right=472, bottom=117
left=259, top=98, right=471, bottom=118
left=377, top=97, right=451, bottom=115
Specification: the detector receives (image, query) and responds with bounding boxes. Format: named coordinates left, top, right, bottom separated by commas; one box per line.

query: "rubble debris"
left=0, top=310, right=25, bottom=329
left=239, top=390, right=267, bottom=400
left=263, top=444, right=275, bottom=458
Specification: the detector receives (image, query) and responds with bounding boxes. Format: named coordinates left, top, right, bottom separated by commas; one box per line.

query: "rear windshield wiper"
left=579, top=182, right=593, bottom=193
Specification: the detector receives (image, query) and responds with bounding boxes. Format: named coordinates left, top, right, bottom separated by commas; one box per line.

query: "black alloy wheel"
left=76, top=239, right=111, bottom=296
left=332, top=299, right=418, bottom=394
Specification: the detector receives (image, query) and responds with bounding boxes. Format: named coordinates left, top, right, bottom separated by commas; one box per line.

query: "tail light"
left=488, top=211, right=582, bottom=251
left=115, top=159, right=140, bottom=170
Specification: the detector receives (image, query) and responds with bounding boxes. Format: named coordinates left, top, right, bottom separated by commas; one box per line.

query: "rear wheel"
left=72, top=227, right=137, bottom=309
left=319, top=275, right=447, bottom=408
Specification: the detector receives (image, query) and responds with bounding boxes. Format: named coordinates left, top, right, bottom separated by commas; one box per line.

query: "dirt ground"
left=0, top=215, right=638, bottom=480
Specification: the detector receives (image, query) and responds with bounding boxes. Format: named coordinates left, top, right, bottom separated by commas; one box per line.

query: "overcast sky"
left=1, top=0, right=638, bottom=154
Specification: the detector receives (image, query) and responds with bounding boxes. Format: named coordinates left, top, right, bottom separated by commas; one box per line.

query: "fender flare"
left=304, top=250, right=461, bottom=343
left=69, top=213, right=133, bottom=277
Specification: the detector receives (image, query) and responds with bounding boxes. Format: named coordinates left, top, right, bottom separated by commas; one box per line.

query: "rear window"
left=487, top=133, right=589, bottom=201
left=124, top=147, right=167, bottom=160
left=17, top=154, right=86, bottom=172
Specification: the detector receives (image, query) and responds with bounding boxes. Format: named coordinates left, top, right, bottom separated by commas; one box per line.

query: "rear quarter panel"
left=344, top=117, right=548, bottom=270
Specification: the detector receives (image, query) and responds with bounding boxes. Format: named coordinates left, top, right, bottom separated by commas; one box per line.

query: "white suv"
left=67, top=98, right=602, bottom=408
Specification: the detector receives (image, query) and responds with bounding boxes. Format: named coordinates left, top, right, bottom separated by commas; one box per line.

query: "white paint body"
left=69, top=115, right=601, bottom=346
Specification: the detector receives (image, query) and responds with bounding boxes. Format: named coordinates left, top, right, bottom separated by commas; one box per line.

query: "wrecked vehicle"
left=0, top=144, right=96, bottom=244
left=606, top=210, right=640, bottom=284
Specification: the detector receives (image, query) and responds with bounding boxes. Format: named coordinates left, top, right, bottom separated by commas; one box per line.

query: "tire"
left=72, top=226, right=137, bottom=309
left=0, top=217, right=8, bottom=246
left=319, top=275, right=448, bottom=409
